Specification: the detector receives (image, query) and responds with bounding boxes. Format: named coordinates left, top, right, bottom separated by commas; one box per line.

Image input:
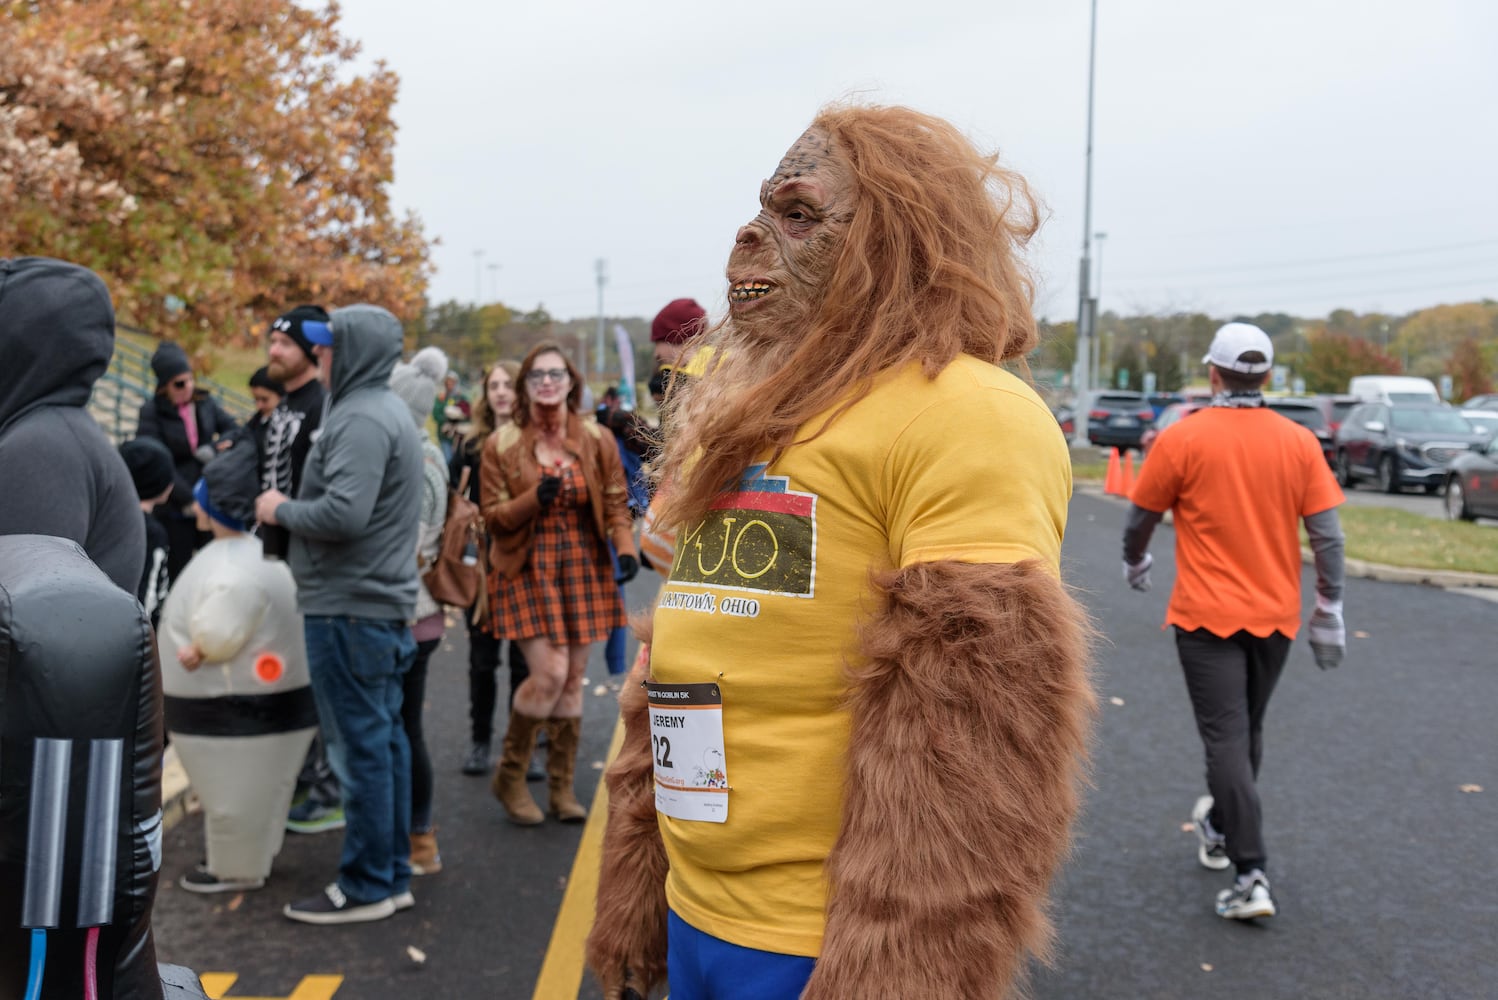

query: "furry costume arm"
left=587, top=616, right=669, bottom=999
left=803, top=559, right=1095, bottom=1000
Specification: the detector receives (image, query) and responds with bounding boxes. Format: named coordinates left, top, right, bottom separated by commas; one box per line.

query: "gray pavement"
left=1032, top=491, right=1497, bottom=999
left=150, top=491, right=1497, bottom=999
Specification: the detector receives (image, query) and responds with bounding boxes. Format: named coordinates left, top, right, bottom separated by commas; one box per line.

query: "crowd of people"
left=0, top=100, right=1349, bottom=1000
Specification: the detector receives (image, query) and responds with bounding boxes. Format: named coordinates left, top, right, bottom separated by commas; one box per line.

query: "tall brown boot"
left=491, top=710, right=545, bottom=825
left=545, top=717, right=587, bottom=822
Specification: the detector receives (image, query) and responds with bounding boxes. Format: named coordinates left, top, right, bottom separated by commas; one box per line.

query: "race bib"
left=645, top=682, right=728, bottom=823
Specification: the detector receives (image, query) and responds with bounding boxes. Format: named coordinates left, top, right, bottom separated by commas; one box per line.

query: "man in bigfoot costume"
left=587, top=104, right=1095, bottom=999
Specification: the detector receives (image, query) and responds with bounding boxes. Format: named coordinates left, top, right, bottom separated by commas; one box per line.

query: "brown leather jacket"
left=480, top=414, right=638, bottom=580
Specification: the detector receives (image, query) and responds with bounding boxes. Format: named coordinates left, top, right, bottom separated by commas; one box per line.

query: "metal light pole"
left=1072, top=0, right=1100, bottom=446
left=1092, top=230, right=1108, bottom=390
left=594, top=258, right=608, bottom=377
left=473, top=249, right=485, bottom=305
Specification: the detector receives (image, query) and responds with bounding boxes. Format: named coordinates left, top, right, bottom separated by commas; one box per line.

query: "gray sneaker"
left=1216, top=870, right=1276, bottom=920
left=461, top=742, right=491, bottom=776
left=1191, top=795, right=1231, bottom=871
left=283, top=883, right=396, bottom=925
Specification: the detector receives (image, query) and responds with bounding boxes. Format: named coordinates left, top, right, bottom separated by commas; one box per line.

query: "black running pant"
left=1174, top=627, right=1291, bottom=875
left=466, top=617, right=529, bottom=745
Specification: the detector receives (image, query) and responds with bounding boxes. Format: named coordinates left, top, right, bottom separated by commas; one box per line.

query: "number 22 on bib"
left=645, top=682, right=728, bottom=823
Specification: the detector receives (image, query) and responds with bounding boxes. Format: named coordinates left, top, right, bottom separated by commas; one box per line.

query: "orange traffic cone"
left=1120, top=450, right=1136, bottom=497
left=1104, top=448, right=1123, bottom=496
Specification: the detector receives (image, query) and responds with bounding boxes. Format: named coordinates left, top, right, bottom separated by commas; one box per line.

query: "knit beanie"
left=269, top=304, right=331, bottom=364
left=249, top=365, right=285, bottom=395
left=650, top=298, right=706, bottom=345
left=194, top=440, right=260, bottom=531
left=150, top=342, right=191, bottom=389
left=389, top=346, right=448, bottom=429
left=119, top=437, right=175, bottom=499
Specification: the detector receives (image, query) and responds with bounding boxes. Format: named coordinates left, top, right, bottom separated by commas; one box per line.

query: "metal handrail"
left=89, top=326, right=257, bottom=444
left=110, top=327, right=257, bottom=419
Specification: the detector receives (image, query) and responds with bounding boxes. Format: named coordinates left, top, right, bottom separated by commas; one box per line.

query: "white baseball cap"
left=1202, top=322, right=1274, bottom=374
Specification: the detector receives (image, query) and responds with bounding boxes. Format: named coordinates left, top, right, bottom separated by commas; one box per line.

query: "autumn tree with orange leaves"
left=1, top=0, right=430, bottom=357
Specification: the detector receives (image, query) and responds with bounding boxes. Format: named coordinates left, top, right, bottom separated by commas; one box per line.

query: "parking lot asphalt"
left=151, top=490, right=1496, bottom=999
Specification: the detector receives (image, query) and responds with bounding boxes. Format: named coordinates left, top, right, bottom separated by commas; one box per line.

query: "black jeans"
left=402, top=637, right=440, bottom=831
left=466, top=616, right=529, bottom=744
left=1174, top=627, right=1292, bottom=875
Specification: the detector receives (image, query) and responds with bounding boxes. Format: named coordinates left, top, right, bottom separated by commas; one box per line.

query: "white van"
left=1348, top=375, right=1441, bottom=405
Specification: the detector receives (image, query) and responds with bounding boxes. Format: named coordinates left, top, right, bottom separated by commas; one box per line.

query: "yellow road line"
left=199, top=973, right=343, bottom=999
left=532, top=717, right=625, bottom=1000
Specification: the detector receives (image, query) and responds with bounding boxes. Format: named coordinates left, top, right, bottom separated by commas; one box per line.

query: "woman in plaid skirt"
left=480, top=342, right=640, bottom=825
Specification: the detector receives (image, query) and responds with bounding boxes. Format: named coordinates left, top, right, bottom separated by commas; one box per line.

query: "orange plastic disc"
left=254, top=653, right=284, bottom=684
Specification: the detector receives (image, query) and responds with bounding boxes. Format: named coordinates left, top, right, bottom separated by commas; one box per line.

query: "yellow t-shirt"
left=649, top=355, right=1071, bottom=956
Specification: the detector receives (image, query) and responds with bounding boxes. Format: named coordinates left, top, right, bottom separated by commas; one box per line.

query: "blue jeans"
left=304, top=615, right=415, bottom=904
left=667, top=910, right=816, bottom=1000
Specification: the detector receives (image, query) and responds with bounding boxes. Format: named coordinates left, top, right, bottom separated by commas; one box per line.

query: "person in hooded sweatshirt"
left=156, top=440, right=317, bottom=894
left=255, top=304, right=423, bottom=926
left=136, top=339, right=239, bottom=580
left=388, top=345, right=451, bottom=878
left=0, top=257, right=143, bottom=591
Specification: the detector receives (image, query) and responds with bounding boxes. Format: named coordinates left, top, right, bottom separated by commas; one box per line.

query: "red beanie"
left=651, top=298, right=707, bottom=345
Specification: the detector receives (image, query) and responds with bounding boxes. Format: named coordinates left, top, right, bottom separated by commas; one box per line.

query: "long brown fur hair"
left=655, top=103, right=1043, bottom=530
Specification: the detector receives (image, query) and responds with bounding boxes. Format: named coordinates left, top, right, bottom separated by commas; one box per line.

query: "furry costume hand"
left=802, top=559, right=1095, bottom=999
left=587, top=619, right=669, bottom=997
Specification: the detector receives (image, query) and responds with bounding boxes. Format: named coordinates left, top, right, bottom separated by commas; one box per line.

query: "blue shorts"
left=667, top=910, right=816, bottom=1000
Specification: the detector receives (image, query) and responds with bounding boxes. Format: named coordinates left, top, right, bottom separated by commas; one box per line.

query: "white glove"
left=1123, top=553, right=1153, bottom=592
left=1308, top=597, right=1345, bottom=670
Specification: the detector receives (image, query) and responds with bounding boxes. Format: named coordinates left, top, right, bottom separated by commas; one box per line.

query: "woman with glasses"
left=481, top=341, right=639, bottom=825
left=135, top=341, right=239, bottom=579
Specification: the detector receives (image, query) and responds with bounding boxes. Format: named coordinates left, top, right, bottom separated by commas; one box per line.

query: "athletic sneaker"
left=286, top=801, right=345, bottom=834
left=1216, top=870, right=1276, bottom=920
left=179, top=864, right=264, bottom=894
left=283, top=883, right=396, bottom=925
left=1191, top=795, right=1231, bottom=871
left=461, top=742, right=491, bottom=776
left=392, top=890, right=415, bottom=912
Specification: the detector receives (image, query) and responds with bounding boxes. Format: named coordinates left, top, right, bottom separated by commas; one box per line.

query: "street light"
left=1072, top=0, right=1101, bottom=447
left=473, top=249, right=485, bottom=305
left=1092, top=231, right=1108, bottom=390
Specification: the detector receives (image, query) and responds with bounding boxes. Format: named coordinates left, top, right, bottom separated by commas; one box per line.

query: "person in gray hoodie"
left=0, top=257, right=143, bottom=592
left=255, top=303, right=424, bottom=925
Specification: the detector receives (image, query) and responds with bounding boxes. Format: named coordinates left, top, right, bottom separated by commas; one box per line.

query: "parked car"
left=1140, top=399, right=1209, bottom=458
left=1461, top=410, right=1498, bottom=439
left=1321, top=393, right=1362, bottom=435
left=1443, top=434, right=1498, bottom=521
left=1334, top=403, right=1488, bottom=493
left=1052, top=404, right=1075, bottom=437
left=1460, top=393, right=1498, bottom=412
left=1146, top=392, right=1184, bottom=420
left=1086, top=391, right=1155, bottom=451
left=1348, top=375, right=1441, bottom=405
left=1265, top=397, right=1335, bottom=467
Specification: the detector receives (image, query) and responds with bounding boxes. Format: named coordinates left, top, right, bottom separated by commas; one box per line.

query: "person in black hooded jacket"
left=0, top=257, right=144, bottom=592
left=136, top=340, right=239, bottom=580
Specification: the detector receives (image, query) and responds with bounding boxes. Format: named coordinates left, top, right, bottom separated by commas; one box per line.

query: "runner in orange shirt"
left=1122, top=322, right=1347, bottom=921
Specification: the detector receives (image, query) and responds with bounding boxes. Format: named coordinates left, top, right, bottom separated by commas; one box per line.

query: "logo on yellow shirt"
left=668, top=465, right=817, bottom=598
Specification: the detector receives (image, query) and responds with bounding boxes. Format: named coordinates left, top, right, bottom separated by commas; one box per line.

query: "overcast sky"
left=335, top=0, right=1497, bottom=326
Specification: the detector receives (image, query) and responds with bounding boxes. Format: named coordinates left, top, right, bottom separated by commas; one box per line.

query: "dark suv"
left=1086, top=391, right=1155, bottom=451
left=1266, top=397, right=1335, bottom=467
left=1334, top=403, right=1488, bottom=493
